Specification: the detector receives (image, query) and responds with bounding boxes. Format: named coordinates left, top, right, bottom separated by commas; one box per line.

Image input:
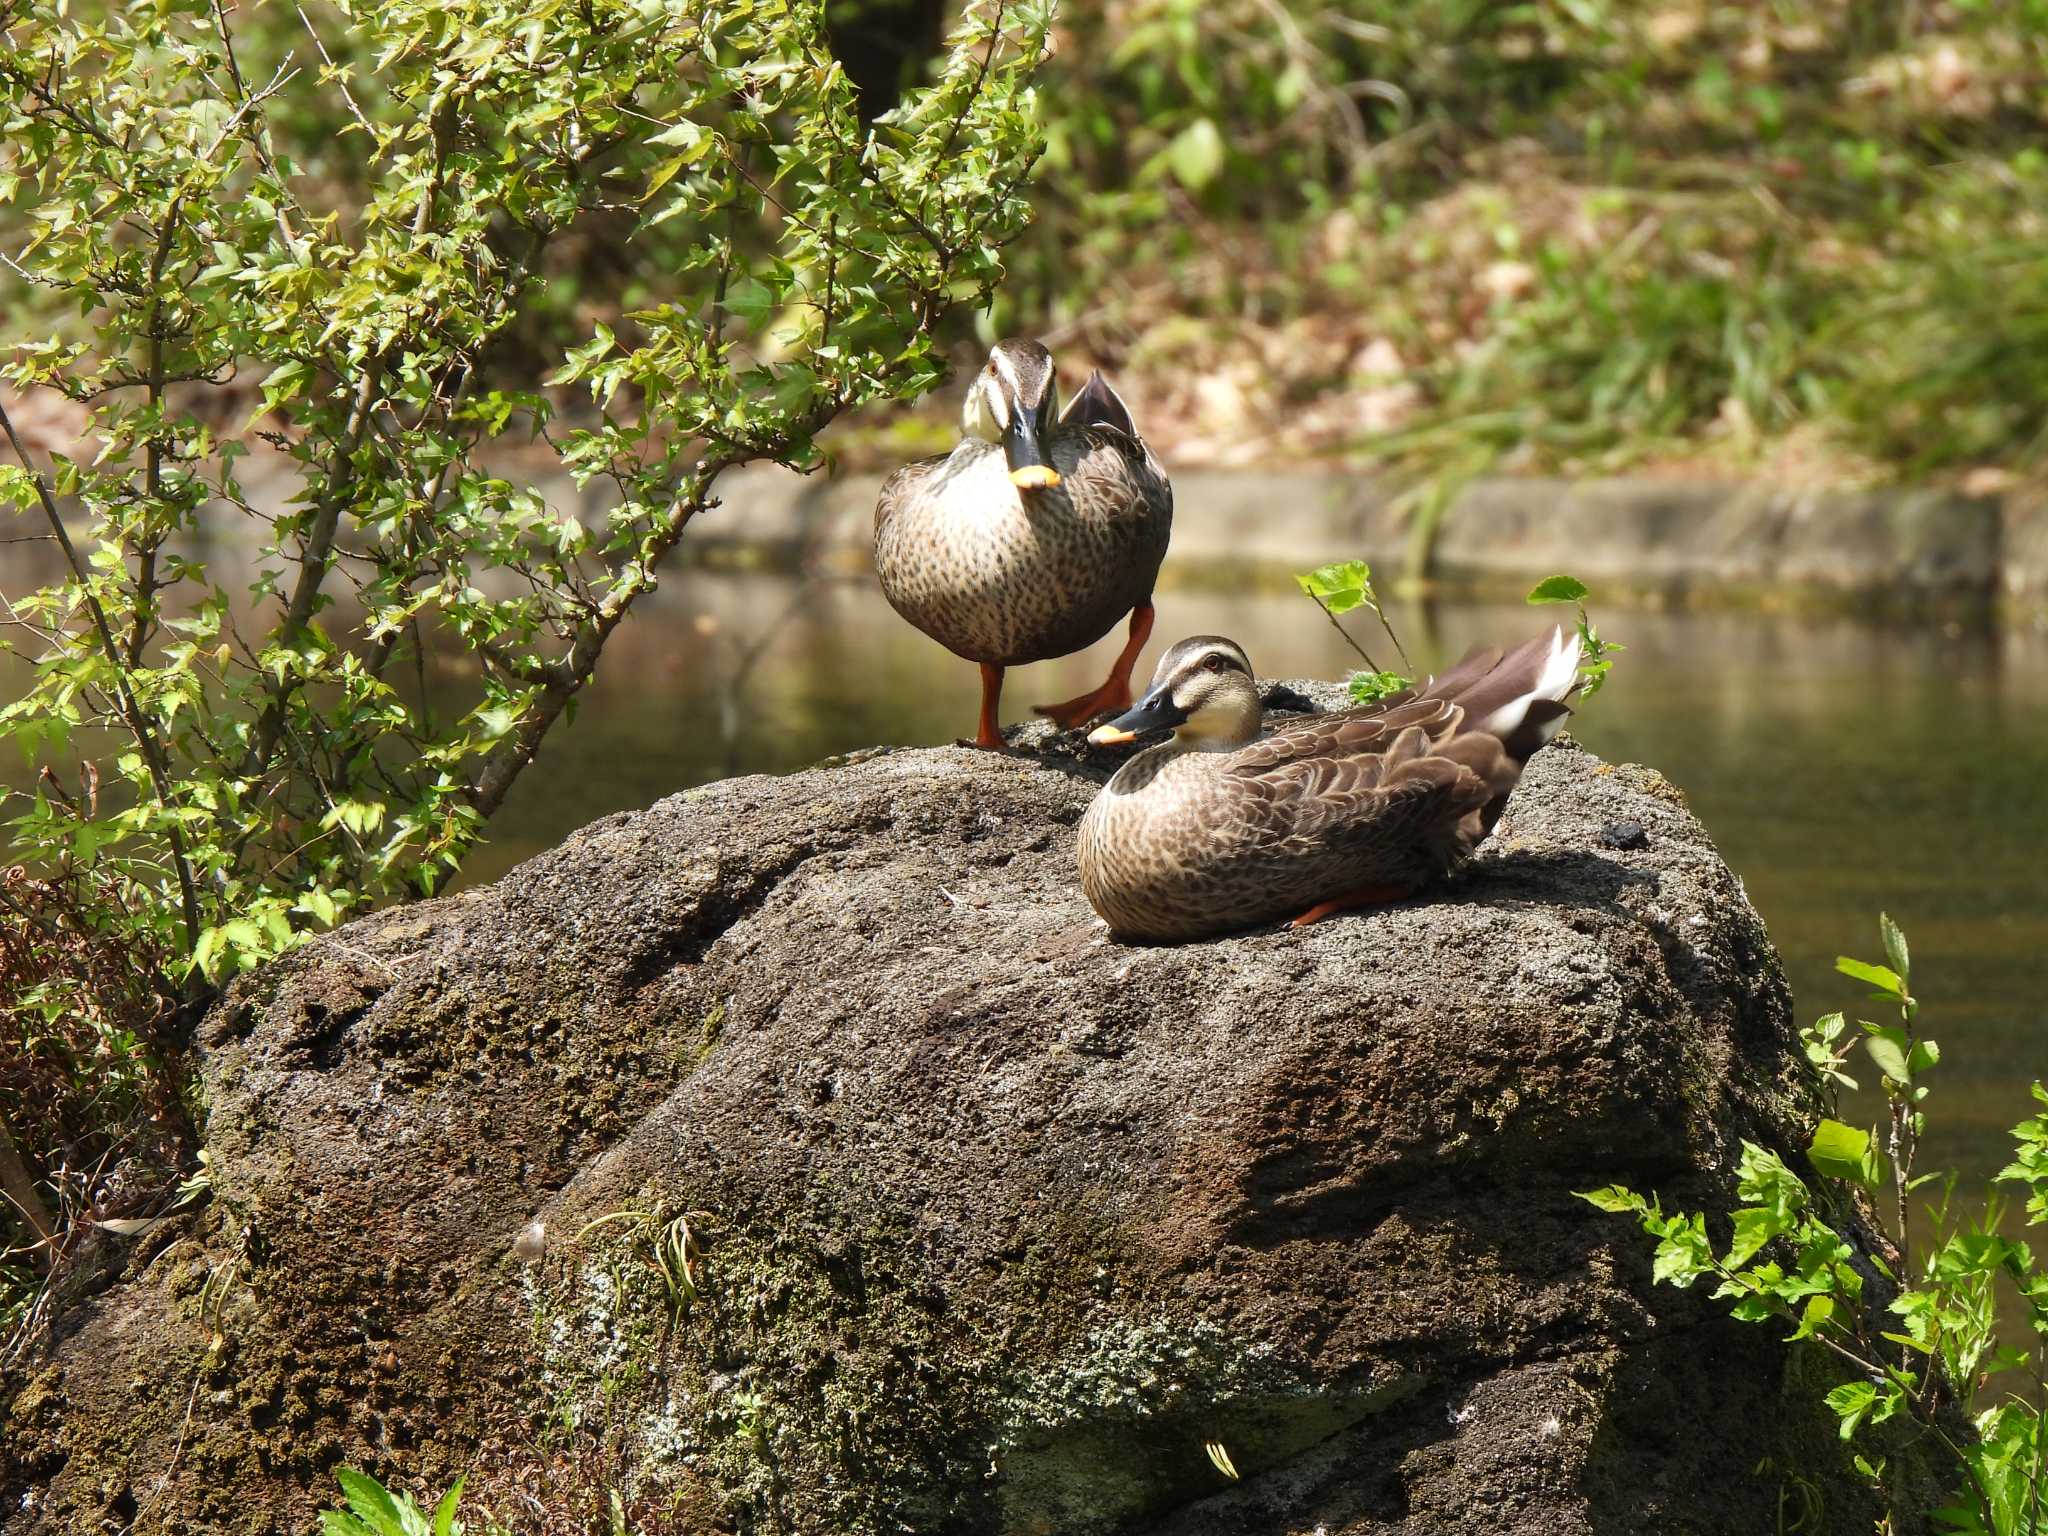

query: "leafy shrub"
left=1585, top=917, right=2048, bottom=1534
left=0, top=0, right=1048, bottom=1338
left=0, top=854, right=192, bottom=1346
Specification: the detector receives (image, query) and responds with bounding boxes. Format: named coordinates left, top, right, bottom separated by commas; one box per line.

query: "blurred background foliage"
left=1001, top=0, right=2048, bottom=480
left=7, top=0, right=2048, bottom=482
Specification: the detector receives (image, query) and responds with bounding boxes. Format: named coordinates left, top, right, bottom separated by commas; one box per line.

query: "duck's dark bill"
left=1088, top=687, right=1189, bottom=744
left=1003, top=412, right=1061, bottom=489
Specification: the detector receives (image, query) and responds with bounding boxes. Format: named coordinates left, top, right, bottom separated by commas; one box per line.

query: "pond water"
left=5, top=539, right=2044, bottom=1197
left=465, top=570, right=2048, bottom=1196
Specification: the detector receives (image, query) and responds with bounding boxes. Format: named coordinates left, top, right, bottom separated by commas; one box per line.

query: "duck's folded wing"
left=1230, top=722, right=1517, bottom=854
left=874, top=457, right=938, bottom=540
left=1228, top=696, right=1444, bottom=774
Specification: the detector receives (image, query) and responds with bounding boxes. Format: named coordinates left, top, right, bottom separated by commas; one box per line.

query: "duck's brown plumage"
left=1077, top=628, right=1583, bottom=941
left=873, top=421, right=1170, bottom=665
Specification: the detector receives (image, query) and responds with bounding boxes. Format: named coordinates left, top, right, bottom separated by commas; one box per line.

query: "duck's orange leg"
left=1290, top=883, right=1416, bottom=927
left=958, top=662, right=1009, bottom=752
left=1033, top=602, right=1155, bottom=730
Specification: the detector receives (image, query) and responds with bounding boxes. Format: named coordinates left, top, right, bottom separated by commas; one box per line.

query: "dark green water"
left=467, top=572, right=2048, bottom=1193
left=6, top=540, right=2043, bottom=1192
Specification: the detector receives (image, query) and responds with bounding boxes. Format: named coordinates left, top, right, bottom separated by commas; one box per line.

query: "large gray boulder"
left=3, top=689, right=1906, bottom=1533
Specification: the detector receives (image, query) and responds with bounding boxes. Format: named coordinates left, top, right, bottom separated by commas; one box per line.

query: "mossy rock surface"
left=2, top=686, right=1929, bottom=1532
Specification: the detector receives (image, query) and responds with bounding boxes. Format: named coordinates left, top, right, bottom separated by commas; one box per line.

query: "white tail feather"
left=1472, top=625, right=1583, bottom=741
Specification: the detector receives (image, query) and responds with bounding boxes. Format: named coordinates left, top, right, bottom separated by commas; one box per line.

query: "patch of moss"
left=513, top=1176, right=1387, bottom=1534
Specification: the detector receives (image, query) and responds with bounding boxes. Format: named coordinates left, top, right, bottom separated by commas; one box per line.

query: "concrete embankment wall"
left=9, top=425, right=2039, bottom=620
left=688, top=463, right=2048, bottom=621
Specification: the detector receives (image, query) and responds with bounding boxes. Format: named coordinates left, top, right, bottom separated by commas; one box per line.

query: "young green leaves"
left=1579, top=915, right=2048, bottom=1534
left=1526, top=575, right=1621, bottom=696
left=1294, top=558, right=1413, bottom=698
left=321, top=1469, right=464, bottom=1536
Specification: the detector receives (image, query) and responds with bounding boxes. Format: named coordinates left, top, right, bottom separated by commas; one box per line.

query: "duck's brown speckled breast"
left=873, top=429, right=1171, bottom=665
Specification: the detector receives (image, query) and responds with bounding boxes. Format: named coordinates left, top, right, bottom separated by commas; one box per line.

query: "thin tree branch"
left=1307, top=592, right=1381, bottom=674
left=0, top=396, right=204, bottom=953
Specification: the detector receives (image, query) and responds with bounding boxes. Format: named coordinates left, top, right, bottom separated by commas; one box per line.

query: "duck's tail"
left=1059, top=369, right=1139, bottom=440
left=1421, top=624, right=1584, bottom=764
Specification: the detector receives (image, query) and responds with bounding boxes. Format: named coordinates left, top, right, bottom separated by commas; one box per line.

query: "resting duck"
left=874, top=339, right=1173, bottom=750
left=1076, top=627, right=1585, bottom=941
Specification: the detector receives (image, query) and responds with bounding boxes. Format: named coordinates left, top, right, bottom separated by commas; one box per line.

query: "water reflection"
left=471, top=571, right=2048, bottom=1190
left=5, top=534, right=2044, bottom=1191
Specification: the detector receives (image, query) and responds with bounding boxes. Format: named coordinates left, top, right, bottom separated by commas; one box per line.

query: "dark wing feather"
left=1228, top=696, right=1452, bottom=774
left=1418, top=626, right=1578, bottom=763
left=1060, top=369, right=1138, bottom=439
left=1417, top=642, right=1502, bottom=703
left=1247, top=741, right=1495, bottom=858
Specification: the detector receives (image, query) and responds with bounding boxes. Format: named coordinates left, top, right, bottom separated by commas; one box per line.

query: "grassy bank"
left=5, top=3, right=2045, bottom=487
left=987, top=0, right=2048, bottom=489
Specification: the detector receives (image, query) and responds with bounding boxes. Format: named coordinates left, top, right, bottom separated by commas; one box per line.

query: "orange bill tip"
left=1009, top=465, right=1062, bottom=490
left=1087, top=725, right=1137, bottom=746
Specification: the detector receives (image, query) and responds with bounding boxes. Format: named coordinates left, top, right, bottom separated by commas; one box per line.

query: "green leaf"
left=1824, top=1380, right=1877, bottom=1439
left=1807, top=1119, right=1877, bottom=1187
left=1527, top=574, right=1589, bottom=604
left=641, top=154, right=695, bottom=202
left=432, top=1476, right=464, bottom=1536
left=1878, top=913, right=1909, bottom=982
left=1346, top=670, right=1411, bottom=706
left=1650, top=1213, right=1712, bottom=1288
left=1835, top=956, right=1904, bottom=998
left=1725, top=1206, right=1779, bottom=1268
left=647, top=119, right=706, bottom=151
left=1167, top=118, right=1225, bottom=191
left=336, top=1469, right=408, bottom=1536
left=723, top=277, right=776, bottom=330
left=1789, top=1293, right=1834, bottom=1340
left=1863, top=1027, right=1911, bottom=1085
left=1576, top=1185, right=1644, bottom=1214
left=1294, top=559, right=1375, bottom=615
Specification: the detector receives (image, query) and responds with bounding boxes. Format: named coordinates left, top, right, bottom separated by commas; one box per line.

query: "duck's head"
left=1088, top=636, right=1262, bottom=750
left=963, top=338, right=1062, bottom=491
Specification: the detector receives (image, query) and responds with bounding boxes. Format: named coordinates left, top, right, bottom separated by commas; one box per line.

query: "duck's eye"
left=1202, top=654, right=1229, bottom=673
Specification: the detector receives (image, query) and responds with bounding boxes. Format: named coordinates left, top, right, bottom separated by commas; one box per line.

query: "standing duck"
left=1076, top=627, right=1585, bottom=941
left=874, top=339, right=1173, bottom=749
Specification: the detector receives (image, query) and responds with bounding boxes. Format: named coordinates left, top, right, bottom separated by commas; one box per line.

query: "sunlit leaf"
left=1527, top=574, right=1589, bottom=604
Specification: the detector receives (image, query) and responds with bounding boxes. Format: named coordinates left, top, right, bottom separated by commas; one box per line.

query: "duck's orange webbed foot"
left=1032, top=678, right=1135, bottom=731
left=1290, top=884, right=1417, bottom=927
left=1033, top=602, right=1155, bottom=730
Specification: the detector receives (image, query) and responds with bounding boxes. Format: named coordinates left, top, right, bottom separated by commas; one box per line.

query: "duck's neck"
left=1164, top=713, right=1262, bottom=755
